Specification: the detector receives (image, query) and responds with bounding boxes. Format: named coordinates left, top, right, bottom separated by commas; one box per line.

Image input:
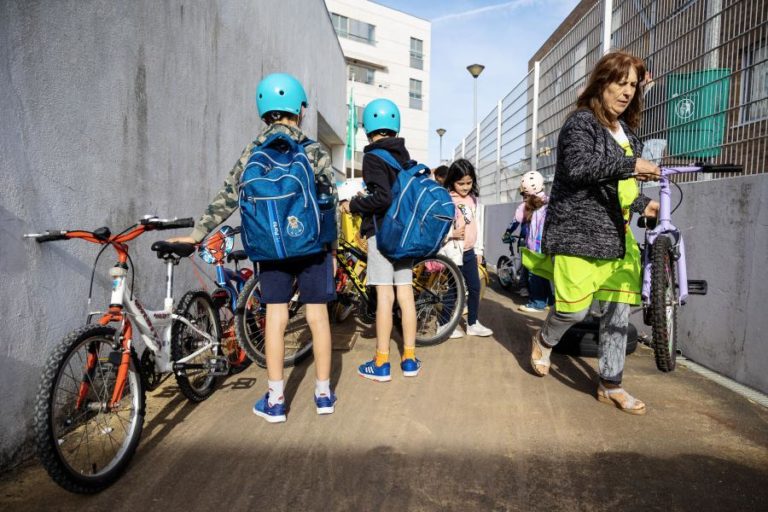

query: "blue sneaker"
left=400, top=358, right=422, bottom=377
left=315, top=392, right=337, bottom=415
left=358, top=360, right=391, bottom=382
left=252, top=392, right=286, bottom=423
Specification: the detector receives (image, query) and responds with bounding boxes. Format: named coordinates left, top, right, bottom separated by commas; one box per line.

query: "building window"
left=741, top=41, right=768, bottom=123
left=410, top=37, right=424, bottom=70
left=409, top=79, right=423, bottom=110
left=348, top=63, right=375, bottom=85
left=331, top=13, right=375, bottom=45
left=355, top=105, right=364, bottom=128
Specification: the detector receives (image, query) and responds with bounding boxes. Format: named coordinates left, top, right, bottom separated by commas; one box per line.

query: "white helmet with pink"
left=519, top=171, right=544, bottom=195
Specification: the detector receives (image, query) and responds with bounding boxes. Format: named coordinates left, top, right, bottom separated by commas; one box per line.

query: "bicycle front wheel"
left=411, top=255, right=466, bottom=346
left=650, top=236, right=679, bottom=372
left=234, top=276, right=313, bottom=368
left=215, top=292, right=252, bottom=375
left=172, top=290, right=222, bottom=402
left=34, top=325, right=145, bottom=494
left=496, top=255, right=515, bottom=290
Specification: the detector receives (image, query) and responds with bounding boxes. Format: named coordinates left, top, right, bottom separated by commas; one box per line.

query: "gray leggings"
left=540, top=301, right=630, bottom=384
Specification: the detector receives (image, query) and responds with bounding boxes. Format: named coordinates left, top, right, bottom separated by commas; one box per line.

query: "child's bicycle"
left=234, top=235, right=467, bottom=361
left=496, top=225, right=525, bottom=291
left=631, top=163, right=742, bottom=371
left=196, top=225, right=253, bottom=375
left=25, top=216, right=226, bottom=493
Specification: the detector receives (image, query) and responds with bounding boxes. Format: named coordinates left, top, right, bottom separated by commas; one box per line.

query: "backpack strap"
left=367, top=148, right=404, bottom=172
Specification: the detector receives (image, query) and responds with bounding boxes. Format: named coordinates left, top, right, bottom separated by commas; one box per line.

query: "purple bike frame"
left=641, top=166, right=702, bottom=305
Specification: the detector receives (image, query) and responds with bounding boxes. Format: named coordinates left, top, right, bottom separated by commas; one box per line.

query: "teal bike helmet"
left=256, top=73, right=308, bottom=118
left=363, top=98, right=400, bottom=135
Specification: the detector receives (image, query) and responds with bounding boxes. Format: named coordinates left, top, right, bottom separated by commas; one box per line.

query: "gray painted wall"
left=484, top=174, right=768, bottom=394
left=0, top=0, right=345, bottom=469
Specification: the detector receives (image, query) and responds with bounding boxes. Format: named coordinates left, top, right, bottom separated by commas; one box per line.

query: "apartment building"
left=325, top=0, right=431, bottom=175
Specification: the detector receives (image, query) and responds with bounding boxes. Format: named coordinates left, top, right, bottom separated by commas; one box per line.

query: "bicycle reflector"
left=199, top=225, right=235, bottom=264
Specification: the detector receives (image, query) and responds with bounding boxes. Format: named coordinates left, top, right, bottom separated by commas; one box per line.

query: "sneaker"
left=450, top=327, right=465, bottom=339
left=466, top=321, right=493, bottom=337
left=518, top=304, right=548, bottom=313
left=517, top=288, right=530, bottom=297
left=252, top=392, right=286, bottom=423
left=358, top=360, right=391, bottom=382
left=400, top=358, right=422, bottom=377
left=315, top=392, right=337, bottom=415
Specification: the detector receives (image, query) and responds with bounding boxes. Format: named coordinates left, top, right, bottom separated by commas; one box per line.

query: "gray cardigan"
left=541, top=109, right=651, bottom=260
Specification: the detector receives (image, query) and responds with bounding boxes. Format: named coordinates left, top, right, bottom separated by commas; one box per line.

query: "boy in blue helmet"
left=339, top=98, right=420, bottom=381
left=170, top=73, right=338, bottom=423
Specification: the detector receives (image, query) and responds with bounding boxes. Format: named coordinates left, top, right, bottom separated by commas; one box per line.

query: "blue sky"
left=373, top=0, right=580, bottom=165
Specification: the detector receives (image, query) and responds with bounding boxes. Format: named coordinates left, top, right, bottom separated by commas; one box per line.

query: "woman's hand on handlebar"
left=634, top=158, right=661, bottom=182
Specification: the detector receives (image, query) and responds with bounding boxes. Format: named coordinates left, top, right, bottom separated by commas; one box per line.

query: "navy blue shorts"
left=258, top=251, right=336, bottom=304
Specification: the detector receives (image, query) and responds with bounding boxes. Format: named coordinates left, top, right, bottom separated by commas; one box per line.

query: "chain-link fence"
left=455, top=0, right=767, bottom=203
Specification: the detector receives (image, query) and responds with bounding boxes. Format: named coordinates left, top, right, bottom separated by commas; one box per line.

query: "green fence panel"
left=667, top=68, right=731, bottom=158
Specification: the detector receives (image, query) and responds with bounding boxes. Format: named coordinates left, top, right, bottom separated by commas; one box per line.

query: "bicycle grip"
left=35, top=232, right=68, bottom=243
left=697, top=163, right=743, bottom=173
left=159, top=218, right=195, bottom=230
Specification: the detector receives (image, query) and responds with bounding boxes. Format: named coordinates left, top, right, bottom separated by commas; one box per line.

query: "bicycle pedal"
left=209, top=357, right=230, bottom=376
left=687, top=280, right=708, bottom=295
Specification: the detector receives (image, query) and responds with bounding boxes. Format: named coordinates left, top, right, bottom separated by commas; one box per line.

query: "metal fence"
left=455, top=0, right=768, bottom=203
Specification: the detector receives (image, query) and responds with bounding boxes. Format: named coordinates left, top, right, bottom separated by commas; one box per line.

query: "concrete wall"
left=484, top=174, right=768, bottom=394
left=0, top=0, right=345, bottom=469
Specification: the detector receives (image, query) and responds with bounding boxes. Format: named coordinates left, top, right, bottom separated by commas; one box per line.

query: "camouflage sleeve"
left=189, top=144, right=252, bottom=242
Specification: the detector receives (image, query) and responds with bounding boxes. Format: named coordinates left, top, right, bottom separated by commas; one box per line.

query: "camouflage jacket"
left=190, top=123, right=337, bottom=242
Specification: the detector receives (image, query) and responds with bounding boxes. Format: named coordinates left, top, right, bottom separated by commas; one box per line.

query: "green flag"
left=345, top=88, right=357, bottom=161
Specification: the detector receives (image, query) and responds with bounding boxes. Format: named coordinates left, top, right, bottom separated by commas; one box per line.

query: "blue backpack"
left=238, top=133, right=336, bottom=262
left=368, top=149, right=455, bottom=260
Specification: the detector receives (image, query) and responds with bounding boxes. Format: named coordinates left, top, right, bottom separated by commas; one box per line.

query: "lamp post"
left=466, top=63, right=485, bottom=128
left=436, top=128, right=446, bottom=163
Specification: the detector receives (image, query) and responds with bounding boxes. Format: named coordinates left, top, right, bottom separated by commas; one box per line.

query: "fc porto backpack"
left=238, top=133, right=336, bottom=262
left=368, top=149, right=455, bottom=260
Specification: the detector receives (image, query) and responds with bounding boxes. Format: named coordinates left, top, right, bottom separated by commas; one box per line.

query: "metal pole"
left=439, top=136, right=443, bottom=163
left=473, top=78, right=478, bottom=128
left=531, top=61, right=540, bottom=174
left=496, top=100, right=502, bottom=204
left=602, top=0, right=613, bottom=54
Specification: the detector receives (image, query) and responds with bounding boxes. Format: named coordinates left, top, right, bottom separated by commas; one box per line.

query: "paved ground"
left=2, top=285, right=767, bottom=511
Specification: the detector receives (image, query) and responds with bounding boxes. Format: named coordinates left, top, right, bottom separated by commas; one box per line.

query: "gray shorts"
left=366, top=236, right=413, bottom=286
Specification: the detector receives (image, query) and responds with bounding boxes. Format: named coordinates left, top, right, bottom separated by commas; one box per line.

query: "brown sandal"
left=596, top=384, right=647, bottom=415
left=530, top=332, right=551, bottom=377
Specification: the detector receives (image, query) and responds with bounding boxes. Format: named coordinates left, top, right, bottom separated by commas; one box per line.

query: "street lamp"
left=436, top=128, right=446, bottom=163
left=466, top=63, right=485, bottom=128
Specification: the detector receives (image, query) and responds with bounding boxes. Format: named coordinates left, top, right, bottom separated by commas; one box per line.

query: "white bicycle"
left=25, top=215, right=225, bottom=494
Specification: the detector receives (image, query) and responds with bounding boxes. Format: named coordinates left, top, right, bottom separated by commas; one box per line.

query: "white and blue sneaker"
left=315, top=392, right=337, bottom=415
left=252, top=392, right=287, bottom=423
left=400, top=358, right=422, bottom=377
left=358, top=360, right=391, bottom=382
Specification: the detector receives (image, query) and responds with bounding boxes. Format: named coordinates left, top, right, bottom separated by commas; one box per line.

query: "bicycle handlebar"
left=25, top=216, right=195, bottom=244
left=24, top=231, right=69, bottom=243
left=140, top=216, right=195, bottom=230
left=696, top=163, right=743, bottom=173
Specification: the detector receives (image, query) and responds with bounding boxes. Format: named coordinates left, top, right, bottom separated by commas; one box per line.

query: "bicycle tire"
left=650, top=236, right=678, bottom=372
left=496, top=255, right=515, bottom=290
left=216, top=295, right=252, bottom=375
left=234, top=276, right=313, bottom=368
left=479, top=264, right=489, bottom=300
left=34, top=325, right=145, bottom=494
left=409, top=254, right=466, bottom=346
left=172, top=290, right=222, bottom=402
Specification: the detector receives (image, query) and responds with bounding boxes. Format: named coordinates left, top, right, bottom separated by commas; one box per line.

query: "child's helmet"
left=363, top=98, right=400, bottom=135
left=519, top=171, right=544, bottom=195
left=256, top=73, right=308, bottom=118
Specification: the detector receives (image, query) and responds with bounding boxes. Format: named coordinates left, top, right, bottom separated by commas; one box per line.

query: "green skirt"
left=522, top=233, right=642, bottom=313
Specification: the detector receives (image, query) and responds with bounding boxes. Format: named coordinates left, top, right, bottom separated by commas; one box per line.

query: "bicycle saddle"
left=227, top=250, right=248, bottom=263
left=150, top=241, right=195, bottom=259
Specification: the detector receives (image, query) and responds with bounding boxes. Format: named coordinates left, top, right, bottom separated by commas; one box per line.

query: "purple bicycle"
left=634, top=163, right=742, bottom=371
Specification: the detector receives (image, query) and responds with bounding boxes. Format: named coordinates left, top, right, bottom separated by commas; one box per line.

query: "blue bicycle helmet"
left=256, top=73, right=308, bottom=118
left=362, top=98, right=400, bottom=135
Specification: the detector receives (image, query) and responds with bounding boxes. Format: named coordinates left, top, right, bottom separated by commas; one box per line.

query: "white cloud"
left=433, top=0, right=536, bottom=23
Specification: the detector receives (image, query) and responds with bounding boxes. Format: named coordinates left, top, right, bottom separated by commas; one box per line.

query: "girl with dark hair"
left=527, top=51, right=660, bottom=415
left=442, top=159, right=493, bottom=338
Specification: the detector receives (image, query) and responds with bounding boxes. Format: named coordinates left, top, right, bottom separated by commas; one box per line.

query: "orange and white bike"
left=25, top=215, right=225, bottom=494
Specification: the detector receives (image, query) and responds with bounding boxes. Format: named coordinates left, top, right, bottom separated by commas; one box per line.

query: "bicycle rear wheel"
left=496, top=255, right=515, bottom=290
left=410, top=255, right=466, bottom=346
left=172, top=290, right=222, bottom=402
left=214, top=290, right=252, bottom=375
left=34, top=325, right=145, bottom=494
left=650, top=236, right=678, bottom=372
left=234, top=277, right=313, bottom=368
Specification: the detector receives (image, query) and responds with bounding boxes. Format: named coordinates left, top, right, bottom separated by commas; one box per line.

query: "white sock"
left=267, top=380, right=285, bottom=405
left=315, top=379, right=331, bottom=398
